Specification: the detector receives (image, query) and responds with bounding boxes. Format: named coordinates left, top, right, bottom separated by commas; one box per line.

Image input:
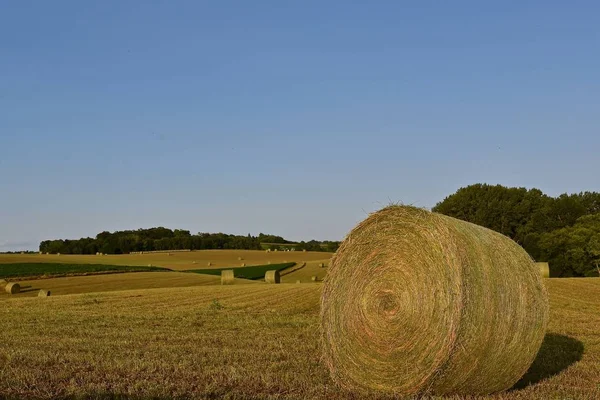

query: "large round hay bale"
left=38, top=289, right=51, bottom=297
left=5, top=282, right=20, bottom=295
left=537, top=262, right=550, bottom=278
left=221, top=270, right=235, bottom=285
left=320, top=206, right=549, bottom=396
left=311, top=275, right=318, bottom=282
left=264, top=270, right=280, bottom=284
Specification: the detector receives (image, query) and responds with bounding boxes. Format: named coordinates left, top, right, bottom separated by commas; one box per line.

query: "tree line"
left=39, top=229, right=339, bottom=255
left=433, top=184, right=600, bottom=277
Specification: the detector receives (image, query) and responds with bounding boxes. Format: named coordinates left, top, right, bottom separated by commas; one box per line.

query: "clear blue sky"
left=1, top=1, right=599, bottom=251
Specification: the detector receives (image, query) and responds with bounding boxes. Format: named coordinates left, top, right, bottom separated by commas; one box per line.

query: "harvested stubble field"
left=0, top=279, right=599, bottom=399
left=0, top=250, right=333, bottom=271
left=0, top=271, right=257, bottom=299
left=280, top=259, right=330, bottom=283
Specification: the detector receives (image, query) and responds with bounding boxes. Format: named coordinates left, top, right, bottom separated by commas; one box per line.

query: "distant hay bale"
left=192, top=261, right=197, bottom=264
left=537, top=262, right=550, bottom=278
left=238, top=257, right=243, bottom=261
left=296, top=280, right=301, bottom=284
left=265, top=270, right=281, bottom=284
left=57, top=253, right=60, bottom=256
left=266, top=249, right=271, bottom=253
left=321, top=205, right=549, bottom=396
left=221, top=270, right=235, bottom=285
left=5, top=282, right=20, bottom=295
left=241, top=263, right=246, bottom=267
left=311, top=275, right=318, bottom=282
left=38, top=289, right=51, bottom=297
left=267, top=261, right=271, bottom=264
left=148, top=264, right=152, bottom=267
left=207, top=262, right=212, bottom=267
left=302, top=249, right=307, bottom=252
left=320, top=262, right=326, bottom=268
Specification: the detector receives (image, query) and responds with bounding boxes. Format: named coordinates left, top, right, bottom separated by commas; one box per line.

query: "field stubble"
left=0, top=279, right=598, bottom=399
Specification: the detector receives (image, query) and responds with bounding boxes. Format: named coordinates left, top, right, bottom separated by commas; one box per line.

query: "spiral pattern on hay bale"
left=221, top=270, right=235, bottom=285
left=536, top=262, right=550, bottom=278
left=5, top=282, right=20, bottom=295
left=264, top=270, right=280, bottom=284
left=320, top=206, right=548, bottom=396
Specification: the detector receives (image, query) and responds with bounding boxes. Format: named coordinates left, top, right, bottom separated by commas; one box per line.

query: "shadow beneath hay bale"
left=20, top=286, right=40, bottom=293
left=512, top=333, right=584, bottom=390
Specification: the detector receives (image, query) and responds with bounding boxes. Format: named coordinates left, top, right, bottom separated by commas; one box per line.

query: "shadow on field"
left=19, top=285, right=40, bottom=293
left=512, top=333, right=584, bottom=390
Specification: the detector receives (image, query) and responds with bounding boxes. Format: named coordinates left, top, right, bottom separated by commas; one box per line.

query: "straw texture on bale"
left=221, top=270, right=235, bottom=285
left=5, top=282, right=20, bottom=295
left=264, top=270, right=280, bottom=284
left=320, top=205, right=549, bottom=396
left=537, top=262, right=550, bottom=278
left=38, top=289, right=51, bottom=297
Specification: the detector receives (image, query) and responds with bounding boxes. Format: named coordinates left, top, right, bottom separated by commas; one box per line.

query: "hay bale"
left=148, top=264, right=152, bottom=267
left=311, top=275, right=319, bottom=282
left=320, top=205, right=549, bottom=396
left=296, top=280, right=301, bottom=284
left=320, top=262, right=326, bottom=268
left=38, top=289, right=51, bottom=297
left=537, top=262, right=550, bottom=278
left=5, top=282, right=20, bottom=295
left=241, top=263, right=246, bottom=267
left=221, top=270, right=235, bottom=285
left=264, top=270, right=281, bottom=284
left=207, top=262, right=212, bottom=267
left=238, top=256, right=243, bottom=261
left=192, top=261, right=197, bottom=264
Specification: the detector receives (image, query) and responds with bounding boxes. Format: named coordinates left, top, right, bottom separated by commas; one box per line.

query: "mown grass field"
left=0, top=263, right=170, bottom=280
left=0, top=278, right=598, bottom=399
left=0, top=272, right=258, bottom=299
left=0, top=250, right=333, bottom=271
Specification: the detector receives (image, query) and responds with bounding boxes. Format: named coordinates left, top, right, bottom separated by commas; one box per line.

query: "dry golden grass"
left=0, top=271, right=258, bottom=299
left=0, top=250, right=333, bottom=271
left=0, top=278, right=598, bottom=399
left=280, top=259, right=330, bottom=283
